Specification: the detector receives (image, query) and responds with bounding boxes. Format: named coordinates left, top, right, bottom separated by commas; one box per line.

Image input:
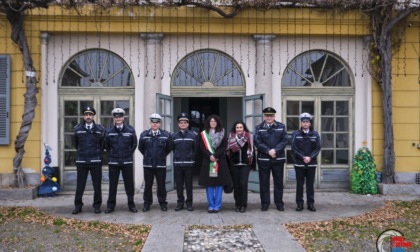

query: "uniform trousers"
left=174, top=166, right=194, bottom=206
left=230, top=164, right=251, bottom=207
left=75, top=164, right=102, bottom=209
left=107, top=164, right=135, bottom=209
left=295, top=167, right=316, bottom=206
left=258, top=162, right=285, bottom=207
left=206, top=186, right=223, bottom=210
left=143, top=168, right=167, bottom=207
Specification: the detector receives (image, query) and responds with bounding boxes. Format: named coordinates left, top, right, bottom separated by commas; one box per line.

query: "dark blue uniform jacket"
left=138, top=129, right=172, bottom=168
left=291, top=129, right=321, bottom=168
left=254, top=121, right=288, bottom=165
left=171, top=129, right=198, bottom=168
left=74, top=122, right=105, bottom=165
left=105, top=124, right=138, bottom=165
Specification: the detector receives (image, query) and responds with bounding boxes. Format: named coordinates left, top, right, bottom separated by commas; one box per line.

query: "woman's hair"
left=204, top=114, right=223, bottom=132
left=229, top=120, right=250, bottom=134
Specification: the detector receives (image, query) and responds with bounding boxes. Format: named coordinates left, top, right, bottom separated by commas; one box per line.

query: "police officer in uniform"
left=254, top=107, right=288, bottom=211
left=291, top=112, right=321, bottom=212
left=73, top=106, right=105, bottom=214
left=138, top=113, right=172, bottom=212
left=104, top=108, right=138, bottom=213
left=171, top=113, right=198, bottom=211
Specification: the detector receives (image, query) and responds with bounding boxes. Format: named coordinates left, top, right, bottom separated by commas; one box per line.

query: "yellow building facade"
left=0, top=5, right=419, bottom=190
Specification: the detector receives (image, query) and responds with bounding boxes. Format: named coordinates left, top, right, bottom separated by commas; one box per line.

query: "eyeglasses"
left=301, top=120, right=310, bottom=123
left=113, top=115, right=123, bottom=118
left=151, top=121, right=160, bottom=124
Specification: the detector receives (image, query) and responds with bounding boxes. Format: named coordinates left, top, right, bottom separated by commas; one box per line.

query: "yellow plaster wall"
left=0, top=5, right=419, bottom=176
left=372, top=22, right=420, bottom=173
left=0, top=17, right=42, bottom=174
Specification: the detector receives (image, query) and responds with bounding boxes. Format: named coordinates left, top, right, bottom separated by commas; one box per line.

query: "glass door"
left=157, top=93, right=174, bottom=191
left=243, top=94, right=265, bottom=193
left=60, top=96, right=133, bottom=191
left=284, top=97, right=352, bottom=189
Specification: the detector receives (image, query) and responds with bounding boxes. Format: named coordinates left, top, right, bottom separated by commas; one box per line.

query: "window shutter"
left=0, top=55, right=10, bottom=145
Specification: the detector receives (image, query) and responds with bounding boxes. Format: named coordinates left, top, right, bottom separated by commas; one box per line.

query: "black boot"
left=175, top=203, right=184, bottom=211
left=307, top=204, right=316, bottom=212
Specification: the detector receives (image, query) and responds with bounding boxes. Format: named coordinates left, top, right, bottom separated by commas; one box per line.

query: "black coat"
left=74, top=122, right=105, bottom=165
left=198, top=133, right=233, bottom=187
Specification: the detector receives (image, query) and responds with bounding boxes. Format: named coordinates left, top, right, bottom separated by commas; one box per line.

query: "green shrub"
left=351, top=147, right=378, bottom=194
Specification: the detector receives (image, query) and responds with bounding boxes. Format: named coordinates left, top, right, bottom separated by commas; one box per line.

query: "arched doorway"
left=282, top=50, right=354, bottom=189
left=58, top=49, right=135, bottom=191
left=170, top=49, right=249, bottom=182
left=171, top=49, right=246, bottom=132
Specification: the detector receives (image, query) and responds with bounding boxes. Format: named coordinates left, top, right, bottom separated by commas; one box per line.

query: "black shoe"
left=175, top=204, right=184, bottom=211
left=104, top=208, right=114, bottom=214
left=235, top=206, right=240, bottom=212
left=129, top=207, right=138, bottom=213
left=187, top=205, right=194, bottom=211
left=213, top=209, right=220, bottom=213
left=239, top=206, right=246, bottom=213
left=261, top=205, right=268, bottom=211
left=160, top=205, right=168, bottom=211
left=308, top=205, right=316, bottom=212
left=208, top=209, right=214, bottom=213
left=277, top=205, right=284, bottom=211
left=296, top=204, right=304, bottom=211
left=94, top=208, right=101, bottom=214
left=142, top=205, right=150, bottom=212
left=72, top=208, right=82, bottom=215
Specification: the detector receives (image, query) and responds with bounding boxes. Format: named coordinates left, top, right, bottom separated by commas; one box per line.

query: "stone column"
left=253, top=35, right=276, bottom=107
left=40, top=33, right=53, bottom=165
left=140, top=33, right=164, bottom=129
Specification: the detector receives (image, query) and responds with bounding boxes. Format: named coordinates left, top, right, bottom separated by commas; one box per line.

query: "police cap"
left=150, top=113, right=162, bottom=123
left=83, top=106, right=96, bottom=115
left=111, top=107, right=125, bottom=117
left=262, top=107, right=276, bottom=115
left=299, top=112, right=313, bottom=121
left=177, top=112, right=190, bottom=122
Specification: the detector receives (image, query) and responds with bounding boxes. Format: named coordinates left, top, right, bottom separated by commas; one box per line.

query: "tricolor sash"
left=201, top=131, right=218, bottom=177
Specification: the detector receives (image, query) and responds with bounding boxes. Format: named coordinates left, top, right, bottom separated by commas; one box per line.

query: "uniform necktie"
left=87, top=126, right=91, bottom=130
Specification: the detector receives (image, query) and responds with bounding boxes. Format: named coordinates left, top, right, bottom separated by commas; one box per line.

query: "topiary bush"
left=351, top=147, right=378, bottom=195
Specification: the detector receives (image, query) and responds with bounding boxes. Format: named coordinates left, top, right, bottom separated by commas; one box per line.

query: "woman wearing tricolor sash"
left=198, top=115, right=232, bottom=213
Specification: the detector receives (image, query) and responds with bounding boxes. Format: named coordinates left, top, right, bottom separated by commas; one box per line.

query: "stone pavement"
left=1, top=189, right=418, bottom=251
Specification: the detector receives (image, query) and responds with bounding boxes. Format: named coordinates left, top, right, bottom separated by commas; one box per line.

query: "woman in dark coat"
left=198, top=115, right=232, bottom=213
left=226, top=120, right=254, bottom=213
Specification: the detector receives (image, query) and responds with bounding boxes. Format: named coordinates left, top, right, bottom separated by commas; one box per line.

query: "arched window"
left=61, top=49, right=134, bottom=87
left=282, top=50, right=351, bottom=87
left=171, top=50, right=245, bottom=96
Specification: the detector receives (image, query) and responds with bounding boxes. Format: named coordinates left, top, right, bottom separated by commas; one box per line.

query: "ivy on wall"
left=351, top=147, right=378, bottom=195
